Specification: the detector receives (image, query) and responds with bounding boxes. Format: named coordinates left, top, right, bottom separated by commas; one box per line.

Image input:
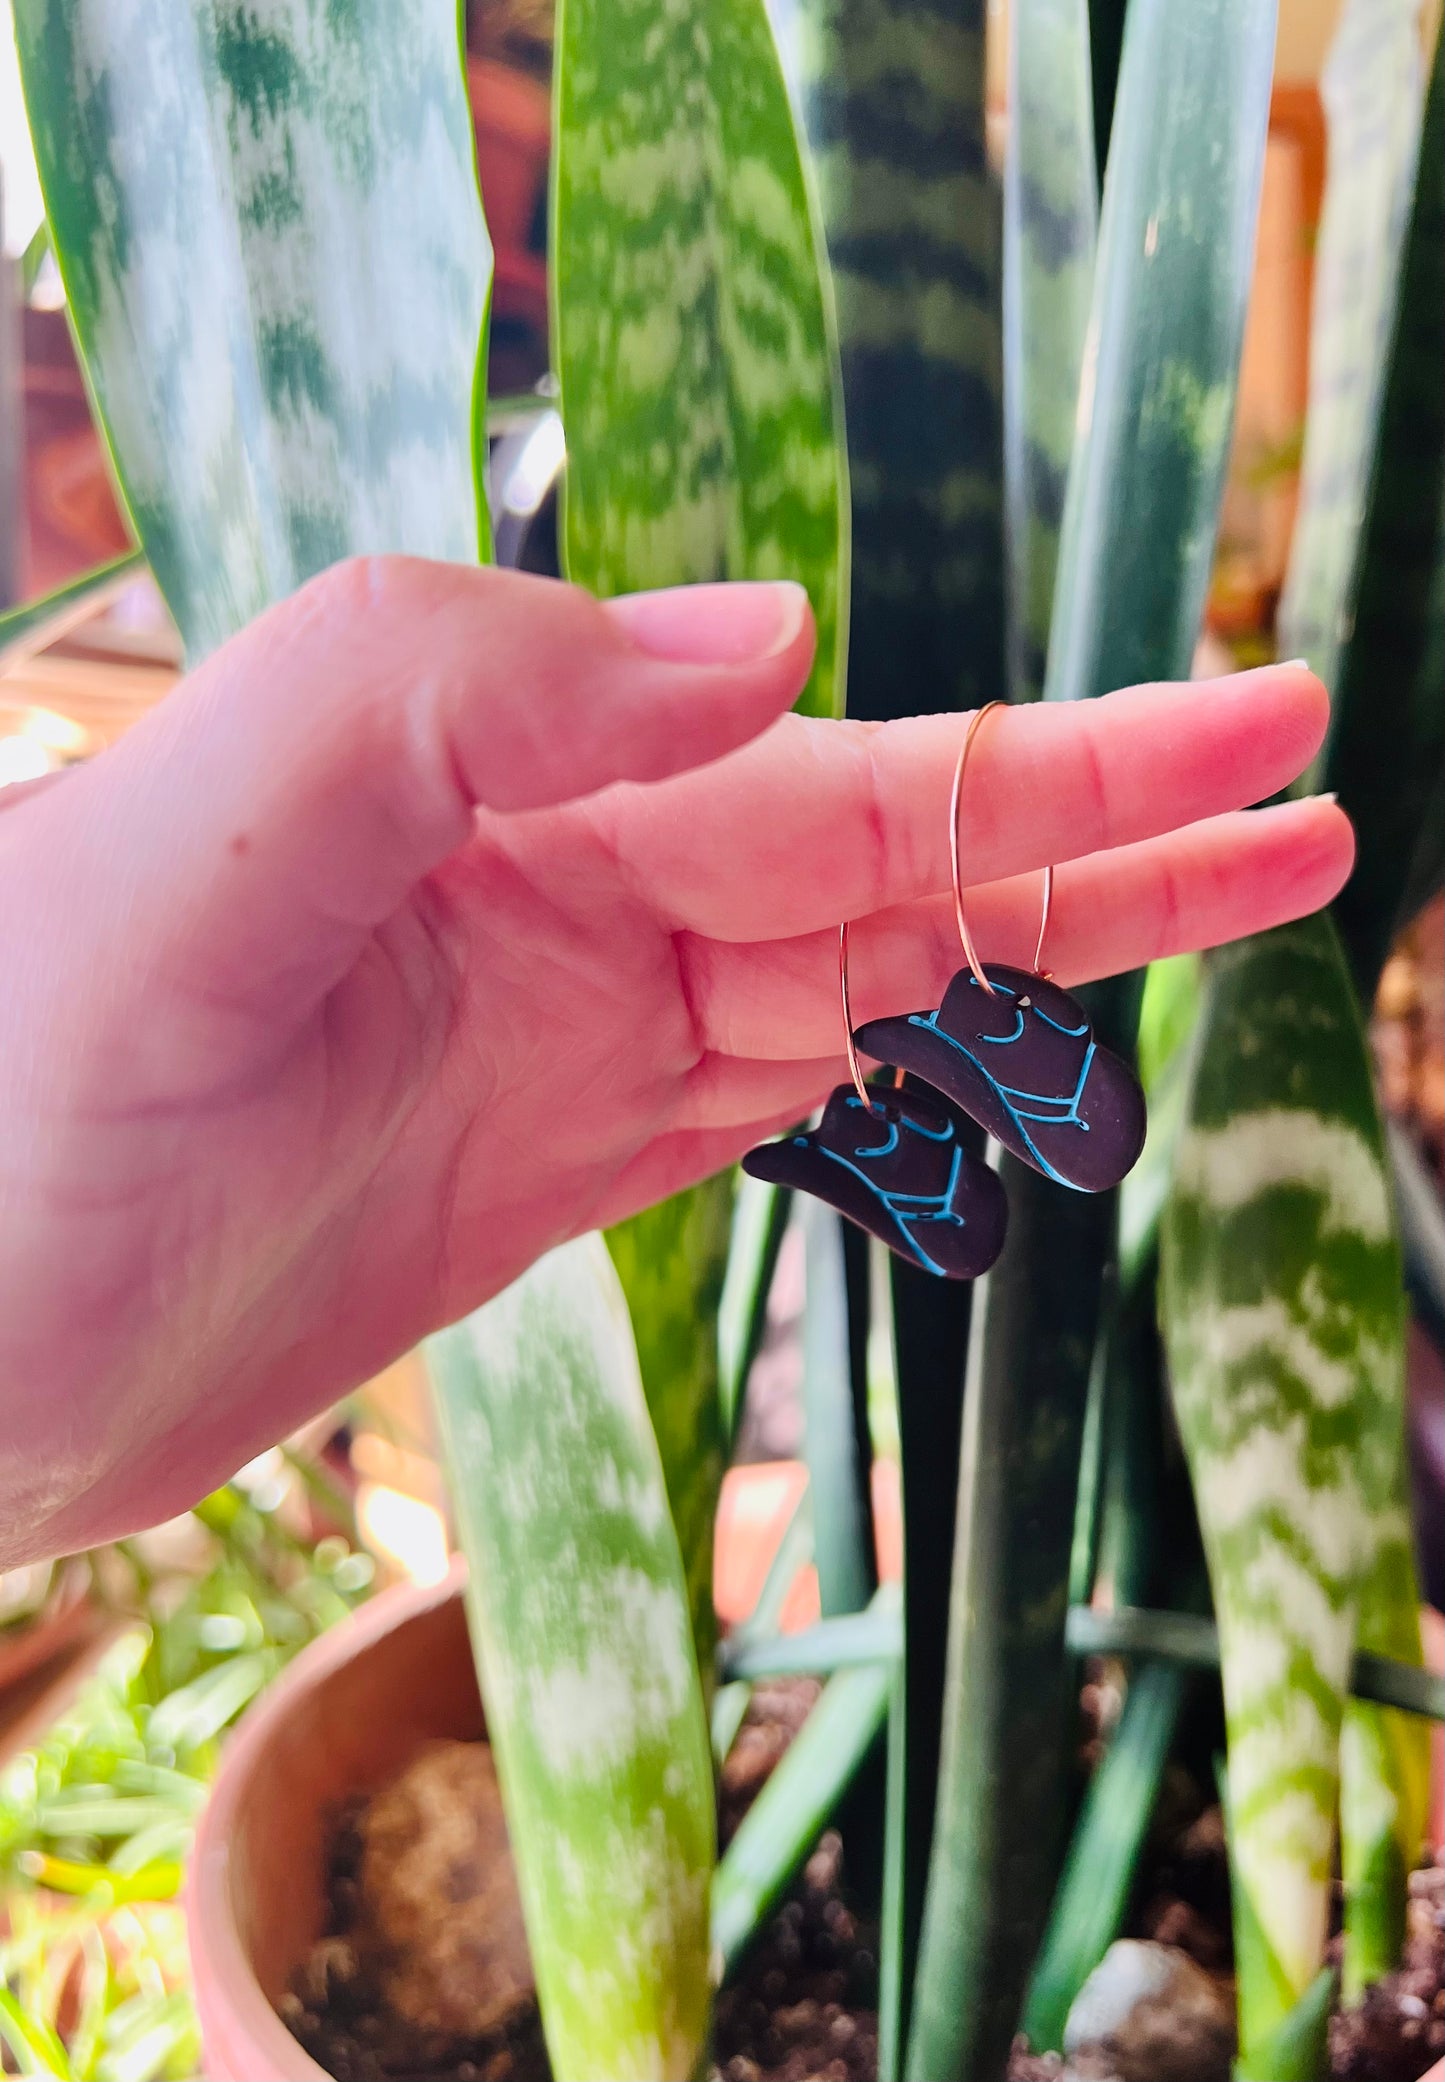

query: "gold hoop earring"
left=852, top=705, right=1147, bottom=1194
left=950, top=699, right=1053, bottom=990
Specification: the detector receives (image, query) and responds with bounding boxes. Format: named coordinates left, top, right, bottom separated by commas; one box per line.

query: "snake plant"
left=1161, top=918, right=1422, bottom=2074
left=17, top=3, right=1445, bottom=2082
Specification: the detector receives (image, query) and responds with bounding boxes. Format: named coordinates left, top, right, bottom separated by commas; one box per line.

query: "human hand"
left=0, top=558, right=1348, bottom=1560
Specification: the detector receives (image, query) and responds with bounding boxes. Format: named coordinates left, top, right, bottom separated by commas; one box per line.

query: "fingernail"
left=605, top=580, right=809, bottom=664
left=1310, top=790, right=1339, bottom=804
left=1279, top=657, right=1312, bottom=670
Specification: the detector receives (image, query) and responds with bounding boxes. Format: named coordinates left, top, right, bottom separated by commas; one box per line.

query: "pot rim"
left=187, top=1560, right=468, bottom=2082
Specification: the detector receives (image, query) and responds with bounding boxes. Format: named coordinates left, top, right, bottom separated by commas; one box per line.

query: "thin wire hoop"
left=950, top=701, right=1053, bottom=992
left=839, top=920, right=873, bottom=1109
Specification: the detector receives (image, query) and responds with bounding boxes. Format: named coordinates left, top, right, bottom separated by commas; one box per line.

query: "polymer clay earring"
left=741, top=922, right=1007, bottom=1280
left=853, top=702, right=1147, bottom=1194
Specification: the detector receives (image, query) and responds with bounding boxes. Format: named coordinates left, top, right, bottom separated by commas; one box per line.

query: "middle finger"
left=590, top=665, right=1328, bottom=942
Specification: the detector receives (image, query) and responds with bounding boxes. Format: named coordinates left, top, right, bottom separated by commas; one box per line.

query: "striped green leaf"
left=720, top=1588, right=901, bottom=1681
left=428, top=1238, right=714, bottom=2082
left=784, top=0, right=1007, bottom=2038
left=0, top=552, right=145, bottom=674
left=1238, top=1967, right=1337, bottom=2082
left=1067, top=1604, right=1445, bottom=1721
left=713, top=1651, right=893, bottom=1979
left=1095, top=1258, right=1173, bottom=1609
left=1044, top=0, right=1277, bottom=705
left=712, top=1681, right=752, bottom=1769
left=712, top=1482, right=815, bottom=1764
left=1067, top=1293, right=1112, bottom=1608
left=784, top=0, right=1004, bottom=721
left=16, top=0, right=492, bottom=661
left=1118, top=957, right=1202, bottom=1295
left=1277, top=0, right=1429, bottom=697
left=551, top=0, right=848, bottom=720
left=1341, top=1530, right=1431, bottom=1998
left=905, top=1164, right=1119, bottom=2082
left=1248, top=0, right=1440, bottom=2000
left=1324, top=13, right=1445, bottom=990
left=780, top=0, right=1004, bottom=2053
left=1003, top=0, right=1097, bottom=702
left=1160, top=916, right=1421, bottom=2065
left=553, top=0, right=848, bottom=1686
left=1104, top=958, right=1206, bottom=1617
left=717, top=1178, right=791, bottom=1450
left=605, top=1182, right=733, bottom=1677
left=1023, top=1661, right=1189, bottom=2052
left=907, top=9, right=1274, bottom=2077
left=878, top=1256, right=978, bottom=2081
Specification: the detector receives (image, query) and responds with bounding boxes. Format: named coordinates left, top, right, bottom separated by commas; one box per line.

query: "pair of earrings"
left=743, top=702, right=1147, bottom=1281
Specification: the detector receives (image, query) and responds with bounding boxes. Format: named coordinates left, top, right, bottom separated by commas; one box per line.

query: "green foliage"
left=15, top=0, right=492, bottom=662
left=906, top=1165, right=1119, bottom=2082
left=720, top=1586, right=901, bottom=1682
left=1153, top=12, right=1443, bottom=2053
left=19, top=222, right=50, bottom=301
left=713, top=1651, right=892, bottom=1979
left=711, top=1484, right=816, bottom=1765
left=785, top=0, right=1004, bottom=722
left=606, top=1183, right=733, bottom=1677
left=878, top=1255, right=977, bottom=2080
left=428, top=1239, right=715, bottom=2082
left=1004, top=0, right=1097, bottom=702
left=0, top=556, right=144, bottom=675
left=718, top=1180, right=792, bottom=1450
left=0, top=1485, right=370, bottom=2081
left=1161, top=917, right=1421, bottom=2062
left=19, top=1, right=1445, bottom=2074
left=1023, top=1662, right=1189, bottom=2051
left=553, top=0, right=849, bottom=1706
left=1044, top=0, right=1276, bottom=707
left=1067, top=1604, right=1445, bottom=1721
left=907, top=5, right=1276, bottom=2075
left=801, top=1205, right=877, bottom=1620
left=781, top=0, right=1005, bottom=2043
left=551, top=0, right=848, bottom=718
left=1236, top=1966, right=1337, bottom=2082
left=1341, top=1537, right=1431, bottom=1998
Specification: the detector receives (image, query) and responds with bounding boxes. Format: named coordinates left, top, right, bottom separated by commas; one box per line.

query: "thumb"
left=26, top=557, right=813, bottom=1027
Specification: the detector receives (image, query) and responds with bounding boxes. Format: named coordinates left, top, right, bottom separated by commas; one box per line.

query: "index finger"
left=589, top=665, right=1328, bottom=942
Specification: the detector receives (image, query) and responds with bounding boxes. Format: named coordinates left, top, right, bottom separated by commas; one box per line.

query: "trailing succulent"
left=13, top=0, right=1445, bottom=2079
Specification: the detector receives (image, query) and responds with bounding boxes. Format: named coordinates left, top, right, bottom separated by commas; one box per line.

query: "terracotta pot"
left=189, top=1462, right=841, bottom=2078
left=189, top=1562, right=479, bottom=2082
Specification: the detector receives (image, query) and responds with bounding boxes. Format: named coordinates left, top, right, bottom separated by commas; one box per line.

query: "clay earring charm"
left=741, top=923, right=1007, bottom=1280
left=853, top=702, right=1146, bottom=1194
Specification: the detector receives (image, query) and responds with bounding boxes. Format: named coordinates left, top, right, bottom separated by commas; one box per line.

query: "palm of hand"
left=0, top=558, right=1347, bottom=1560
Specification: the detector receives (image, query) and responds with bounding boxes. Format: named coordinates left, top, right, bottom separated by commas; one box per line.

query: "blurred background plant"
left=0, top=1458, right=374, bottom=2081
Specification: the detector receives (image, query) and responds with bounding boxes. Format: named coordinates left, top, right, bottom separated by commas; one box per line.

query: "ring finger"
left=679, top=798, right=1352, bottom=1063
